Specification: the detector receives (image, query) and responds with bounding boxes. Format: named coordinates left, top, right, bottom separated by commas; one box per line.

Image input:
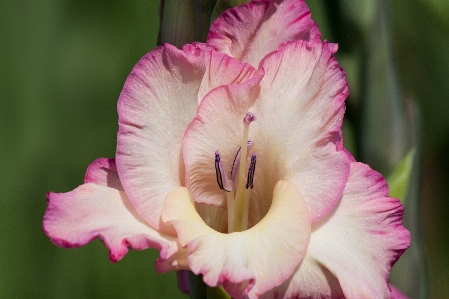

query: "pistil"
left=233, top=112, right=256, bottom=232
left=214, top=112, right=256, bottom=233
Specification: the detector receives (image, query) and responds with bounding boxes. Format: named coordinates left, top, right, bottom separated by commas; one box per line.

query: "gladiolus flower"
left=43, top=0, right=410, bottom=298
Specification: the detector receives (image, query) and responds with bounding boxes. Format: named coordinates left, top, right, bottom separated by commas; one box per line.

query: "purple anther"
left=243, top=111, right=257, bottom=123
left=246, top=153, right=257, bottom=189
left=215, top=150, right=232, bottom=192
left=231, top=141, right=254, bottom=183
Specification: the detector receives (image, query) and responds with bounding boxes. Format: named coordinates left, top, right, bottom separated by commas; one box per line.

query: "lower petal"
left=390, top=285, right=410, bottom=299
left=162, top=180, right=311, bottom=299
left=155, top=247, right=189, bottom=273
left=44, top=183, right=179, bottom=263
left=260, top=254, right=343, bottom=299
left=305, top=162, right=410, bottom=298
left=84, top=158, right=123, bottom=190
left=195, top=202, right=228, bottom=233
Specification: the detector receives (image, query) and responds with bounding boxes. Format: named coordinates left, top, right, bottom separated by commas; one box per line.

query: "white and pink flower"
left=43, top=0, right=410, bottom=298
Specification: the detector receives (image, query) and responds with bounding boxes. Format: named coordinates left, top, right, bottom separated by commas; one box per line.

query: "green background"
left=1, top=0, right=448, bottom=298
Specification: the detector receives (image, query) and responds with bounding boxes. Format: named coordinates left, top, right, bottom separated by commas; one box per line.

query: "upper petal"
left=207, top=0, right=321, bottom=67
left=192, top=43, right=257, bottom=102
left=183, top=73, right=262, bottom=208
left=184, top=39, right=350, bottom=224
left=43, top=159, right=179, bottom=263
left=248, top=40, right=350, bottom=224
left=162, top=180, right=311, bottom=299
left=304, top=162, right=410, bottom=298
left=116, top=43, right=256, bottom=232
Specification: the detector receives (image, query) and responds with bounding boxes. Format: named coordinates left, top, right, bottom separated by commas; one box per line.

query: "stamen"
left=241, top=152, right=256, bottom=231
left=215, top=149, right=236, bottom=233
left=246, top=153, right=257, bottom=189
left=215, top=150, right=232, bottom=192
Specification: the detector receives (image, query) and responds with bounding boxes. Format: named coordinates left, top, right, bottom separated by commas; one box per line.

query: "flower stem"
left=188, top=272, right=207, bottom=299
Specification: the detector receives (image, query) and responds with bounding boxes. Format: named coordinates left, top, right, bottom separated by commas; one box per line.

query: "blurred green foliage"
left=0, top=1, right=184, bottom=298
left=1, top=0, right=448, bottom=298
left=387, top=149, right=416, bottom=205
left=308, top=1, right=448, bottom=297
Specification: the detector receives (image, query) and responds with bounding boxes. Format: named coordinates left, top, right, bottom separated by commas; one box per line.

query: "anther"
left=215, top=150, right=232, bottom=192
left=246, top=153, right=257, bottom=189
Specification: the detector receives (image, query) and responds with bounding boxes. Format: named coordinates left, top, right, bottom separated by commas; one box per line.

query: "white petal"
left=249, top=40, right=350, bottom=224
left=162, top=181, right=311, bottom=299
left=306, top=162, right=410, bottom=298
left=116, top=44, right=256, bottom=232
left=208, top=0, right=321, bottom=67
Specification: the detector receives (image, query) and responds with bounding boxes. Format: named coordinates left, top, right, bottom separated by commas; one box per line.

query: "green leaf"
left=159, top=0, right=197, bottom=47
left=357, top=0, right=408, bottom=176
left=386, top=148, right=416, bottom=204
left=193, top=0, right=217, bottom=42
left=210, top=0, right=249, bottom=23
left=207, top=285, right=232, bottom=299
left=187, top=271, right=232, bottom=299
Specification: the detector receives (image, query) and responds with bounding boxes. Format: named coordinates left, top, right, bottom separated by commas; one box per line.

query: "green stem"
left=188, top=272, right=207, bottom=299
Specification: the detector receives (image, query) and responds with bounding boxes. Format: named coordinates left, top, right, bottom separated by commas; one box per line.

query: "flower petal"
left=162, top=180, right=311, bottom=299
left=183, top=73, right=262, bottom=208
left=155, top=247, right=189, bottom=273
left=207, top=0, right=321, bottom=67
left=260, top=254, right=343, bottom=299
left=44, top=158, right=181, bottom=263
left=43, top=183, right=179, bottom=263
left=84, top=158, right=123, bottom=190
left=192, top=43, right=257, bottom=102
left=195, top=202, right=228, bottom=233
left=304, top=162, right=410, bottom=298
left=183, top=40, right=350, bottom=224
left=248, top=40, right=350, bottom=224
left=116, top=43, right=256, bottom=232
left=390, top=285, right=410, bottom=299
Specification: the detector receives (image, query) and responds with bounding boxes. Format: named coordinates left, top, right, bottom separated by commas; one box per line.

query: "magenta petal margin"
left=43, top=158, right=179, bottom=263
left=208, top=0, right=321, bottom=67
